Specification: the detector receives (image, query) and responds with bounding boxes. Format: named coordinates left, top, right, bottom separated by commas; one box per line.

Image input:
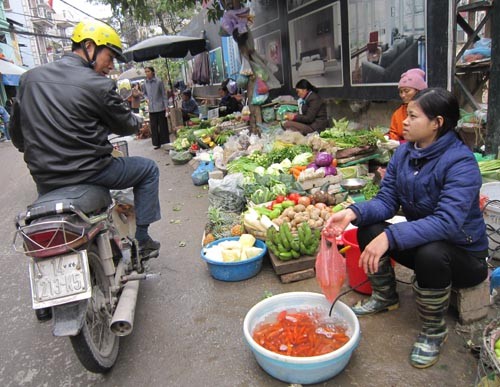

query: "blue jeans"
left=1, top=124, right=10, bottom=140
left=85, top=156, right=161, bottom=226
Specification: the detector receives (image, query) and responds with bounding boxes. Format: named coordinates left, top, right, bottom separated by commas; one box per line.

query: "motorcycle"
left=13, top=183, right=158, bottom=373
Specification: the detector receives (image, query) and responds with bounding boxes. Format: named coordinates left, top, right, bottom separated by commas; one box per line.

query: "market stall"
left=169, top=110, right=391, bottom=283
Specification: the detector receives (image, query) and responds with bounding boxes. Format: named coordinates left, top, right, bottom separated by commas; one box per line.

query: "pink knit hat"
left=398, top=68, right=428, bottom=90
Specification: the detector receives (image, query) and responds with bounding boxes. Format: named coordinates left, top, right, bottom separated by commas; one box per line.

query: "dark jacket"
left=9, top=53, right=140, bottom=189
left=294, top=91, right=328, bottom=132
left=219, top=94, right=241, bottom=116
left=350, top=131, right=488, bottom=252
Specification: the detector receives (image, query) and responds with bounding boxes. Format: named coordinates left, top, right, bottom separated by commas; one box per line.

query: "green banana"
left=278, top=251, right=293, bottom=261
left=290, top=239, right=300, bottom=252
left=299, top=241, right=308, bottom=255
left=305, top=242, right=319, bottom=256
left=266, top=240, right=279, bottom=255
left=279, top=225, right=291, bottom=250
left=282, top=223, right=294, bottom=246
left=290, top=249, right=300, bottom=259
left=277, top=242, right=287, bottom=253
left=297, top=224, right=305, bottom=242
left=266, top=227, right=276, bottom=241
left=301, top=224, right=312, bottom=246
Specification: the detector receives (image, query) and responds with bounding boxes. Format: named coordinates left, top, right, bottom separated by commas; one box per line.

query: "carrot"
left=252, top=310, right=350, bottom=357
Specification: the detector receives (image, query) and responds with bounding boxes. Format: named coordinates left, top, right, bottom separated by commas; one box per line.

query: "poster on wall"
left=348, top=0, right=426, bottom=86
left=221, top=36, right=241, bottom=81
left=251, top=0, right=279, bottom=30
left=287, top=0, right=319, bottom=13
left=288, top=3, right=343, bottom=88
left=209, top=47, right=225, bottom=85
left=254, top=30, right=283, bottom=85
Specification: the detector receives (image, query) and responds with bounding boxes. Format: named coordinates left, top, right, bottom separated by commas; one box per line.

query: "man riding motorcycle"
left=9, top=20, right=161, bottom=319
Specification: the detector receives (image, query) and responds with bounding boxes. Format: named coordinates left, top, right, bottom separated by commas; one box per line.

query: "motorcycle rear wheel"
left=70, top=245, right=119, bottom=373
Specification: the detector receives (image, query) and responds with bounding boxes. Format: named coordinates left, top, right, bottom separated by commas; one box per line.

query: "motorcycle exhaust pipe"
left=110, top=273, right=140, bottom=336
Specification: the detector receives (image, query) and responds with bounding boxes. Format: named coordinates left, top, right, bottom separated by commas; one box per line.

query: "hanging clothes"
left=192, top=51, right=210, bottom=85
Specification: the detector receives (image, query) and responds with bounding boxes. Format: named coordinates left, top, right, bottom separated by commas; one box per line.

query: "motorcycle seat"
left=26, top=184, right=112, bottom=221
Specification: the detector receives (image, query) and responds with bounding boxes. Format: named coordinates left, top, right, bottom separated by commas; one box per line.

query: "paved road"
left=0, top=138, right=481, bottom=386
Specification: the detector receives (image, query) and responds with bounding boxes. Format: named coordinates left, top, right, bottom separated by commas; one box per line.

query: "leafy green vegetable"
left=361, top=181, right=380, bottom=200
left=266, top=145, right=312, bottom=165
left=320, top=128, right=386, bottom=148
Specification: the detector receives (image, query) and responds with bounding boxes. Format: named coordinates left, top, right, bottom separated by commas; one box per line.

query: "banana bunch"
left=266, top=222, right=320, bottom=261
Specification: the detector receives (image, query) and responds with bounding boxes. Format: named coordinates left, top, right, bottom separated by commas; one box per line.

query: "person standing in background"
left=129, top=83, right=143, bottom=114
left=0, top=104, right=10, bottom=142
left=143, top=66, right=170, bottom=149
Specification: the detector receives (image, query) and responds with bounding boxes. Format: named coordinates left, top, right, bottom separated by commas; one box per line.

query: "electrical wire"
left=0, top=27, right=70, bottom=40
left=59, top=0, right=111, bottom=24
left=6, top=9, right=83, bottom=25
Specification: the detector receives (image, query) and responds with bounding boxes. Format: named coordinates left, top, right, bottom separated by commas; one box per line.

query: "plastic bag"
left=252, top=81, right=269, bottom=105
left=240, top=57, right=253, bottom=76
left=208, top=173, right=246, bottom=212
left=276, top=104, right=299, bottom=121
left=315, top=235, right=346, bottom=302
left=191, top=161, right=214, bottom=186
left=237, top=74, right=249, bottom=89
left=262, top=106, right=276, bottom=123
left=170, top=150, right=193, bottom=165
left=256, top=78, right=269, bottom=94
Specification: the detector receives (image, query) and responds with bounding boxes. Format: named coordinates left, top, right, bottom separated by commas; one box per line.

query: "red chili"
left=252, top=310, right=350, bottom=357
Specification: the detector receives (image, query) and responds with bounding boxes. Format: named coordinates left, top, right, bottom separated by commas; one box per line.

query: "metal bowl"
left=341, top=178, right=367, bottom=192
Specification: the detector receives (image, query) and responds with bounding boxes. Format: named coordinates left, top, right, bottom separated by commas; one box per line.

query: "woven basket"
left=476, top=318, right=500, bottom=386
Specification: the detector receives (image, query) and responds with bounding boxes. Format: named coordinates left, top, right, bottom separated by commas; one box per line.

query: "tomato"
left=287, top=193, right=301, bottom=204
left=275, top=195, right=286, bottom=203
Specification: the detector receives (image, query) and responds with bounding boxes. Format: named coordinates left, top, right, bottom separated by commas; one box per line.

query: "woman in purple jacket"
left=324, top=88, right=488, bottom=369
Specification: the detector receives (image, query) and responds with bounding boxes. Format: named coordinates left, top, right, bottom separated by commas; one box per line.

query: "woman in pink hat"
left=389, top=68, right=428, bottom=141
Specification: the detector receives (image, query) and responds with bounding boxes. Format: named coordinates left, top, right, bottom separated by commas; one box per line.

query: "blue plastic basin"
left=201, top=237, right=267, bottom=282
left=243, top=292, right=360, bottom=384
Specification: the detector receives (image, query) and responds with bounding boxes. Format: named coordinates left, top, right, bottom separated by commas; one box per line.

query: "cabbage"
left=315, top=152, right=334, bottom=167
left=307, top=162, right=319, bottom=170
left=292, top=152, right=313, bottom=166
left=266, top=163, right=284, bottom=175
left=323, top=166, right=337, bottom=176
left=254, top=166, right=266, bottom=176
left=280, top=158, right=292, bottom=169
left=271, top=183, right=287, bottom=196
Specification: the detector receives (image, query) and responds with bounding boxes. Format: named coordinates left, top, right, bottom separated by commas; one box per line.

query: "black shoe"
left=139, top=237, right=160, bottom=259
left=35, top=307, right=52, bottom=322
left=0, top=137, right=5, bottom=143
left=154, top=146, right=161, bottom=150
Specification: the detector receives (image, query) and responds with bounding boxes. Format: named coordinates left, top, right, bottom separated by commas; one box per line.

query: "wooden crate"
left=269, top=251, right=317, bottom=283
left=300, top=174, right=343, bottom=191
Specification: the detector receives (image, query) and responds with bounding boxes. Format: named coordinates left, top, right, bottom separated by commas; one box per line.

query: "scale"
left=340, top=178, right=367, bottom=203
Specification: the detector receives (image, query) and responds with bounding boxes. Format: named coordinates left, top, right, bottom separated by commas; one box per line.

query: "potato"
left=294, top=204, right=306, bottom=213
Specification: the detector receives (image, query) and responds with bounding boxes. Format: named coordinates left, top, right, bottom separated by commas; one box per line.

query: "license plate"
left=29, top=251, right=92, bottom=309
